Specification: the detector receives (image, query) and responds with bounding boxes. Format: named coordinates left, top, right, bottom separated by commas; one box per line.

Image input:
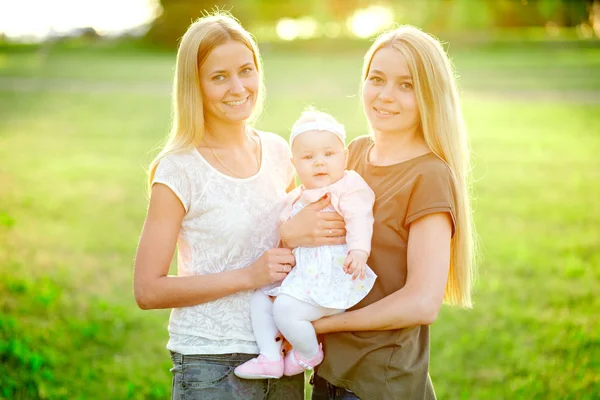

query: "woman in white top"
left=133, top=12, right=344, bottom=400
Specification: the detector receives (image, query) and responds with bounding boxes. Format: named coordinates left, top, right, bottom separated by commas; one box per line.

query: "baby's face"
left=291, top=130, right=347, bottom=190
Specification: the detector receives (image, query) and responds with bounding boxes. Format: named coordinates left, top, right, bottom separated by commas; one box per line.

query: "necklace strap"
left=204, top=131, right=261, bottom=179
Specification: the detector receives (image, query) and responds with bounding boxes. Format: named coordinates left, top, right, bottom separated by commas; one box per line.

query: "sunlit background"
left=1, top=1, right=599, bottom=399
left=0, top=1, right=411, bottom=41
left=0, top=0, right=159, bottom=39
left=3, top=0, right=598, bottom=42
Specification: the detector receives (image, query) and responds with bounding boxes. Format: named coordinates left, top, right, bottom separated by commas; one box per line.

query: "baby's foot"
left=283, top=344, right=324, bottom=376
left=234, top=354, right=284, bottom=379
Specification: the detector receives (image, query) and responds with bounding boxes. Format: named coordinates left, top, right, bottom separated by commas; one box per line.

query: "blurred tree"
left=145, top=1, right=220, bottom=46
left=144, top=0, right=595, bottom=46
left=539, top=0, right=592, bottom=27
left=246, top=0, right=307, bottom=22
left=325, top=0, right=366, bottom=21
left=485, top=0, right=590, bottom=28
left=145, top=0, right=314, bottom=47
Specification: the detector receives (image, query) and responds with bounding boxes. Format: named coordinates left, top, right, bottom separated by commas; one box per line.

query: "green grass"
left=1, top=42, right=599, bottom=399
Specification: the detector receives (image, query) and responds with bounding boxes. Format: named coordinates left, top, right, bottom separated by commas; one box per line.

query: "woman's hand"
left=247, top=248, right=295, bottom=289
left=280, top=194, right=346, bottom=248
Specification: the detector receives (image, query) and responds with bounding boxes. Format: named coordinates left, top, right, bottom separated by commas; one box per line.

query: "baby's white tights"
left=250, top=290, right=343, bottom=361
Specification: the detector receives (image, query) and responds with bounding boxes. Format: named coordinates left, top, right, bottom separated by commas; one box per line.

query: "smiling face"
left=291, top=130, right=347, bottom=190
left=362, top=46, right=420, bottom=136
left=199, top=40, right=259, bottom=125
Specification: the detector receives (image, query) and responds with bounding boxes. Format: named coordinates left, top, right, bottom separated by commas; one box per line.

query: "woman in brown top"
left=280, top=26, right=476, bottom=400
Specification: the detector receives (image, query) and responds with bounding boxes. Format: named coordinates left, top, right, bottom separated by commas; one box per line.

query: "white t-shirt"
left=152, top=130, right=294, bottom=355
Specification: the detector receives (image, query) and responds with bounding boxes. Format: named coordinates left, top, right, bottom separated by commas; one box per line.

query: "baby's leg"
left=272, top=295, right=342, bottom=360
left=250, top=290, right=281, bottom=361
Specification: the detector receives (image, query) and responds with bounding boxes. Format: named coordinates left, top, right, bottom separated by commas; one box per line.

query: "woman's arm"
left=313, top=212, right=452, bottom=333
left=338, top=173, right=375, bottom=255
left=134, top=184, right=294, bottom=310
left=286, top=178, right=296, bottom=193
left=280, top=194, right=346, bottom=248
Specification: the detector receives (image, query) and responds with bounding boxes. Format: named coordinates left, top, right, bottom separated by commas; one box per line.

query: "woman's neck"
left=371, top=129, right=430, bottom=166
left=203, top=120, right=249, bottom=148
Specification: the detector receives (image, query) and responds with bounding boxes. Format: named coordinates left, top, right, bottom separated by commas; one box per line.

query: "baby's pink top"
left=280, top=170, right=375, bottom=255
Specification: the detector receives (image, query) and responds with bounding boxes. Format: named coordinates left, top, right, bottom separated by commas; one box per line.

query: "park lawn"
left=0, top=45, right=599, bottom=399
left=1, top=41, right=600, bottom=91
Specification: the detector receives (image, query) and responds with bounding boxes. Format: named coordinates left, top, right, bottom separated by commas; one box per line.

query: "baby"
left=234, top=109, right=377, bottom=379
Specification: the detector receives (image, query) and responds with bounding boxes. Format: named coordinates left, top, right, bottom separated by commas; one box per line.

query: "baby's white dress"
left=263, top=171, right=377, bottom=310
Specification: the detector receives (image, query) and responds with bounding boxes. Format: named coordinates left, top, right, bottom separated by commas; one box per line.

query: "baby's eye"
left=325, top=151, right=335, bottom=156
left=303, top=155, right=313, bottom=160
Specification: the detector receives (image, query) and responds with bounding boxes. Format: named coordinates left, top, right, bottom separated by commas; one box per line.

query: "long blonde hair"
left=363, top=26, right=476, bottom=308
left=147, top=11, right=265, bottom=189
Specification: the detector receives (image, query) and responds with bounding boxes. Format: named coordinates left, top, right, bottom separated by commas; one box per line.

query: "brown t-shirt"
left=317, top=136, right=457, bottom=400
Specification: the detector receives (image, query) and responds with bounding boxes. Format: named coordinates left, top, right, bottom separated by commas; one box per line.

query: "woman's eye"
left=240, top=67, right=253, bottom=75
left=369, top=76, right=383, bottom=84
left=400, top=82, right=413, bottom=89
left=212, top=75, right=225, bottom=81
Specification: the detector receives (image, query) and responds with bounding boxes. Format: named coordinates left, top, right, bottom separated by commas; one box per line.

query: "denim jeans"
left=170, top=352, right=304, bottom=400
left=311, top=373, right=361, bottom=400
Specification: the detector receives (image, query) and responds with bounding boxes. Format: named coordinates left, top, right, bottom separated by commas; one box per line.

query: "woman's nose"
left=377, top=84, right=395, bottom=102
left=229, top=76, right=245, bottom=94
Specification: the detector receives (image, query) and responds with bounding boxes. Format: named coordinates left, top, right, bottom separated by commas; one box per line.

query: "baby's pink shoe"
left=283, top=344, right=324, bottom=376
left=234, top=354, right=284, bottom=379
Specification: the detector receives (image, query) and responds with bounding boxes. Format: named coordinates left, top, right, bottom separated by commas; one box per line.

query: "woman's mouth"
left=223, top=97, right=249, bottom=107
left=373, top=107, right=399, bottom=118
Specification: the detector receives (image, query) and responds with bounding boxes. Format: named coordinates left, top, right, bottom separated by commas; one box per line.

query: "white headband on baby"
left=289, top=116, right=346, bottom=146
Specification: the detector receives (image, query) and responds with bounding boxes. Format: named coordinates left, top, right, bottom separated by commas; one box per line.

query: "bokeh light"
left=0, top=0, right=159, bottom=40
left=348, top=5, right=394, bottom=38
left=276, top=16, right=319, bottom=41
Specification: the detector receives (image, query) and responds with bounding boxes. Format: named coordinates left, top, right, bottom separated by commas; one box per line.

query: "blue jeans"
left=170, top=352, right=304, bottom=400
left=311, top=373, right=361, bottom=400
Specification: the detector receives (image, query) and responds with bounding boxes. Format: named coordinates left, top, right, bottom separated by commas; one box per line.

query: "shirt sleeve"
left=266, top=130, right=295, bottom=188
left=279, top=186, right=302, bottom=223
left=337, top=171, right=375, bottom=255
left=404, top=162, right=457, bottom=235
left=279, top=136, right=294, bottom=187
left=285, top=147, right=295, bottom=187
left=152, top=156, right=192, bottom=212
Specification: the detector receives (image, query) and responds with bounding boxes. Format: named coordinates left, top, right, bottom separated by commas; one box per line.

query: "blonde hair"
left=292, top=106, right=341, bottom=131
left=363, top=26, right=476, bottom=308
left=147, top=11, right=265, bottom=189
left=289, top=107, right=346, bottom=150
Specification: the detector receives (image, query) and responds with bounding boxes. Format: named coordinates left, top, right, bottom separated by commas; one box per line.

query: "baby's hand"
left=343, top=250, right=368, bottom=280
